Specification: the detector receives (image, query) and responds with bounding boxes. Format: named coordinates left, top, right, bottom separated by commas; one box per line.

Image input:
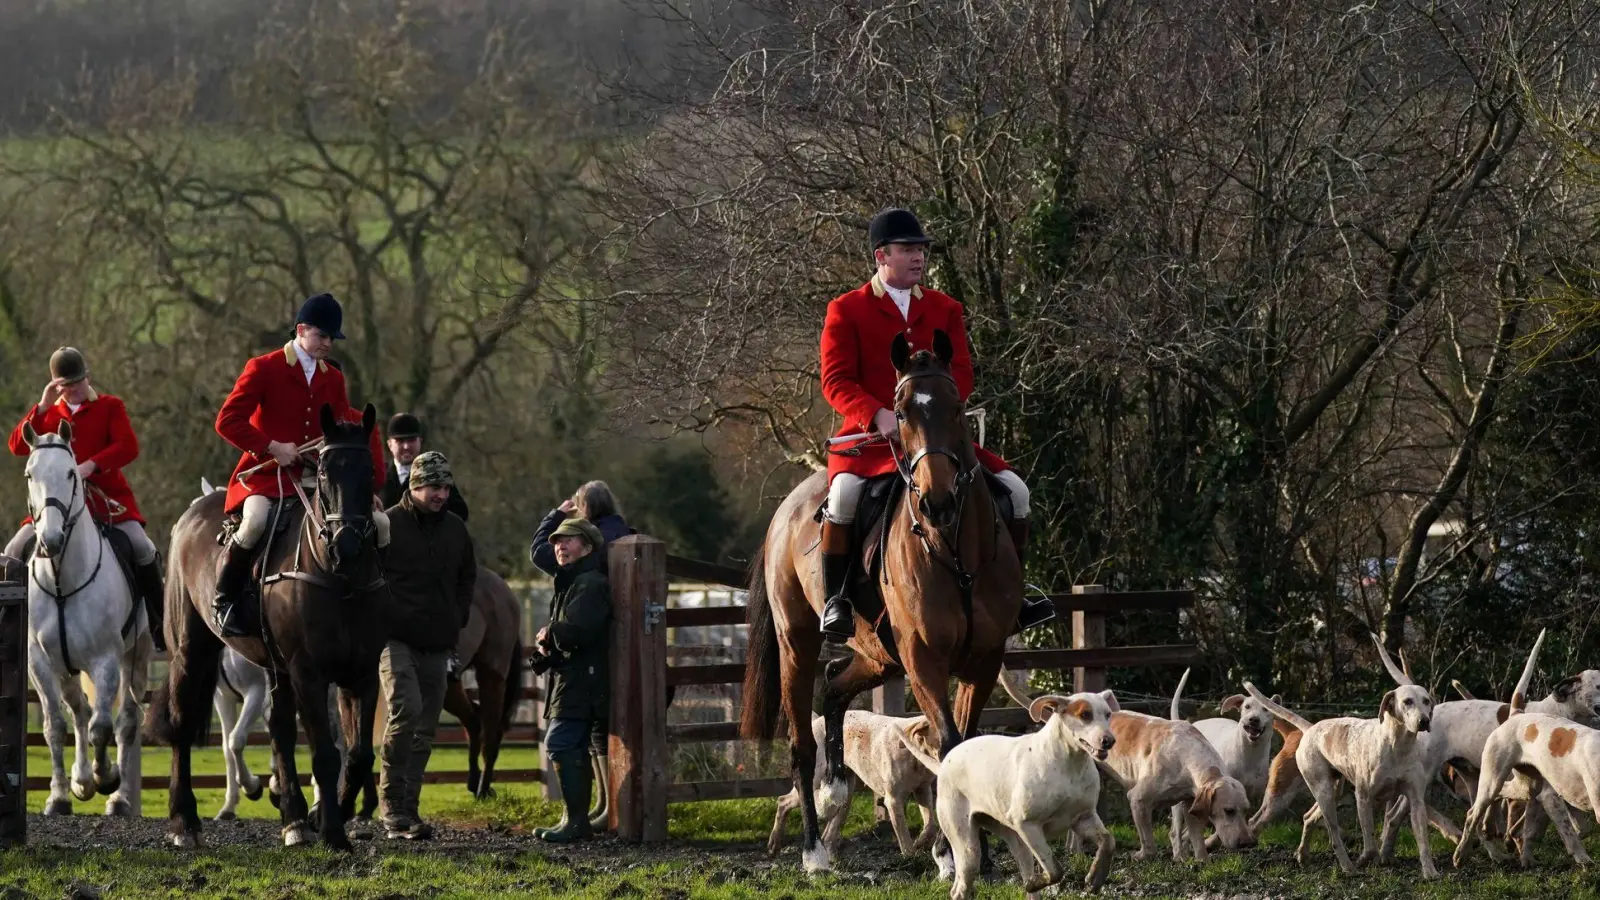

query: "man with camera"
left=534, top=517, right=611, bottom=843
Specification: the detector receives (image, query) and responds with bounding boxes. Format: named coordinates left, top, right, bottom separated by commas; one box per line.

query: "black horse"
left=150, top=404, right=387, bottom=849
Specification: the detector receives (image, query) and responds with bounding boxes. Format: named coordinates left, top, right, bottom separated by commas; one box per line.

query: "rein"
left=260, top=441, right=385, bottom=601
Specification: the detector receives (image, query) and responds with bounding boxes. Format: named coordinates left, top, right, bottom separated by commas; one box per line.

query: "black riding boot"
left=134, top=557, right=167, bottom=652
left=212, top=541, right=256, bottom=638
left=1008, top=518, right=1056, bottom=633
left=819, top=520, right=855, bottom=643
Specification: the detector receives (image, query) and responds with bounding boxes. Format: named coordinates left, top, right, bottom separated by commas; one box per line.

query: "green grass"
left=23, top=744, right=556, bottom=822
left=9, top=759, right=1600, bottom=898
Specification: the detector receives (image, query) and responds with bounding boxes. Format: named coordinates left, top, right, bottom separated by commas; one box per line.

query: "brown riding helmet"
left=49, top=347, right=88, bottom=384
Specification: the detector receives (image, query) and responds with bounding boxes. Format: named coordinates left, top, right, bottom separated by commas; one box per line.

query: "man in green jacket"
left=379, top=450, right=477, bottom=840
left=535, top=517, right=612, bottom=843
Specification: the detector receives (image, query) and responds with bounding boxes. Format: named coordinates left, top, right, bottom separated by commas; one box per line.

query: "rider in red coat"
left=211, top=292, right=388, bottom=637
left=817, top=208, right=1054, bottom=641
left=4, top=347, right=168, bottom=649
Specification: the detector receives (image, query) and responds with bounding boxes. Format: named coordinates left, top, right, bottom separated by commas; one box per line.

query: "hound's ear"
left=905, top=718, right=940, bottom=757
left=320, top=403, right=338, bottom=438
left=1555, top=675, right=1583, bottom=702
left=1271, top=694, right=1284, bottom=705
left=1379, top=691, right=1397, bottom=722
left=1189, top=777, right=1218, bottom=820
left=891, top=332, right=911, bottom=374
left=1220, top=695, right=1245, bottom=715
left=932, top=329, right=953, bottom=365
left=1098, top=689, right=1120, bottom=712
left=55, top=420, right=72, bottom=444
left=1029, top=694, right=1069, bottom=724
left=21, top=422, right=36, bottom=449
left=361, top=403, right=377, bottom=435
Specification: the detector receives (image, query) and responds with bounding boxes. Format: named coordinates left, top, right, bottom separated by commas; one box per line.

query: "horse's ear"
left=932, top=329, right=953, bottom=365
left=891, top=333, right=911, bottom=374
left=320, top=403, right=338, bottom=438
left=21, top=422, right=36, bottom=449
left=56, top=420, right=72, bottom=444
left=361, top=403, right=377, bottom=435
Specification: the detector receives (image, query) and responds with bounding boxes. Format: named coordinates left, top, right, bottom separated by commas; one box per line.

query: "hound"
left=1453, top=631, right=1596, bottom=868
left=768, top=711, right=938, bottom=857
left=896, top=692, right=1119, bottom=899
left=1191, top=678, right=1280, bottom=805
left=1245, top=653, right=1441, bottom=879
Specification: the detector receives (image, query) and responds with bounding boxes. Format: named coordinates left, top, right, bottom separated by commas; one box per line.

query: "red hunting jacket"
left=821, top=275, right=1009, bottom=480
left=7, top=388, right=145, bottom=525
left=216, top=342, right=385, bottom=513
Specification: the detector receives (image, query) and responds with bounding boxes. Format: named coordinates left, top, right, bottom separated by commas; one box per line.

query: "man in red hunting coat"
left=4, top=347, right=169, bottom=649
left=817, top=207, right=1054, bottom=642
left=211, top=292, right=388, bottom=637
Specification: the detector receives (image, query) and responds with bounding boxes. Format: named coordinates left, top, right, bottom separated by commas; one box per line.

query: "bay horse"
left=19, top=422, right=153, bottom=817
left=740, top=330, right=1023, bottom=871
left=151, top=404, right=386, bottom=850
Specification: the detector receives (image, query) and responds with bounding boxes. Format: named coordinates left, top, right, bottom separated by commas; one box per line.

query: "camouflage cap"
left=551, top=517, right=604, bottom=550
left=408, top=450, right=453, bottom=488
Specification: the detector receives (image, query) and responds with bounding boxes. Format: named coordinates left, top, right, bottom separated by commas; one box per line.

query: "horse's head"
left=20, top=421, right=83, bottom=558
left=315, top=402, right=378, bottom=576
left=891, top=329, right=973, bottom=531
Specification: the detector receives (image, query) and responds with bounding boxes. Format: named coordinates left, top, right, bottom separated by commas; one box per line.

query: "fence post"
left=1072, top=584, right=1107, bottom=693
left=607, top=535, right=669, bottom=842
left=871, top=673, right=905, bottom=715
left=0, top=582, right=25, bottom=849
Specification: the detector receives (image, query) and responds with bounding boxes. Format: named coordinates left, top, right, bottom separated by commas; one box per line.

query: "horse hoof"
left=215, top=810, right=238, bottom=822
left=106, top=798, right=132, bottom=818
left=327, top=833, right=355, bottom=853
left=245, top=779, right=265, bottom=802
left=283, top=824, right=314, bottom=847
left=348, top=819, right=376, bottom=841
left=801, top=843, right=833, bottom=873
left=44, top=799, right=74, bottom=817
left=95, top=773, right=122, bottom=797
left=466, top=773, right=480, bottom=794
left=71, top=782, right=95, bottom=802
left=474, top=786, right=497, bottom=801
left=171, top=832, right=203, bottom=850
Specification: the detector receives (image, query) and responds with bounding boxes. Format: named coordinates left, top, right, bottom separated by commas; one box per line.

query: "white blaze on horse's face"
left=25, top=434, right=81, bottom=557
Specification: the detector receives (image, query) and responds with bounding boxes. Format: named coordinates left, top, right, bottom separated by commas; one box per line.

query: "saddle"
left=814, top=470, right=1014, bottom=660
left=13, top=525, right=141, bottom=603
left=218, top=494, right=307, bottom=599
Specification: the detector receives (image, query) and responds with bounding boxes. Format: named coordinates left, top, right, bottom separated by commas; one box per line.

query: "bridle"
left=889, top=369, right=986, bottom=590
left=265, top=439, right=385, bottom=598
left=25, top=441, right=104, bottom=600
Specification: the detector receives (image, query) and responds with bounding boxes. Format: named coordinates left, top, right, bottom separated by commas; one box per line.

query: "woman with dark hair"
left=530, top=480, right=633, bottom=576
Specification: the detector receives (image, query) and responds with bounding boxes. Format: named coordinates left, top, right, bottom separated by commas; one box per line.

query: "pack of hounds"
left=774, top=630, right=1600, bottom=899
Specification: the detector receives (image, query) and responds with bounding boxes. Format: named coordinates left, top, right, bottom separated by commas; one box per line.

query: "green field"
left=7, top=750, right=1600, bottom=900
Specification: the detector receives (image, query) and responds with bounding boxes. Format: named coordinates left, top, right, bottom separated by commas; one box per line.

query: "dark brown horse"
left=150, top=404, right=386, bottom=850
left=741, top=331, right=1022, bottom=871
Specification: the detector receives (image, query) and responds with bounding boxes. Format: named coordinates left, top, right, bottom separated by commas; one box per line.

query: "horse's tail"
left=739, top=548, right=781, bottom=741
left=502, top=639, right=526, bottom=731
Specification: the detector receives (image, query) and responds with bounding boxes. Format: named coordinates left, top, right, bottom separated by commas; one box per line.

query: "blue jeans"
left=545, top=717, right=594, bottom=755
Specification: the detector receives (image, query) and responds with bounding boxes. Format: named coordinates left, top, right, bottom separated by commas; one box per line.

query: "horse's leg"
left=818, top=652, right=886, bottom=821
left=215, top=686, right=243, bottom=820
left=443, top=677, right=481, bottom=795
left=336, top=681, right=379, bottom=827
left=161, top=586, right=222, bottom=848
left=269, top=675, right=315, bottom=847
left=59, top=671, right=97, bottom=801
left=296, top=673, right=353, bottom=851
left=108, top=632, right=151, bottom=817
left=779, top=627, right=829, bottom=872
left=85, top=654, right=122, bottom=798
left=475, top=666, right=509, bottom=801
left=27, top=646, right=75, bottom=815
left=902, top=641, right=963, bottom=874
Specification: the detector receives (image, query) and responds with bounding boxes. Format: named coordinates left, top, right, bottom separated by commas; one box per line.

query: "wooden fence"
left=603, top=535, right=1199, bottom=842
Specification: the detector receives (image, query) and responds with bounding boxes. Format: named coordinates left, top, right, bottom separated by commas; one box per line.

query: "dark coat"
left=381, top=497, right=477, bottom=652
left=543, top=552, right=612, bottom=721
left=530, top=509, right=632, bottom=576
left=382, top=461, right=469, bottom=521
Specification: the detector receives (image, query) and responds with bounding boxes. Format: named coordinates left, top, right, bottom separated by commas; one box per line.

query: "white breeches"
left=235, top=492, right=390, bottom=550
left=6, top=519, right=157, bottom=565
left=825, top=469, right=1028, bottom=524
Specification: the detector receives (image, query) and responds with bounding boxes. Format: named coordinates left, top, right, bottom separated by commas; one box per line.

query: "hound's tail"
left=1244, top=682, right=1314, bottom=733
left=1451, top=679, right=1477, bottom=701
left=1172, top=667, right=1190, bottom=721
left=891, top=719, right=943, bottom=777
left=1371, top=633, right=1416, bottom=687
left=1511, top=628, right=1547, bottom=714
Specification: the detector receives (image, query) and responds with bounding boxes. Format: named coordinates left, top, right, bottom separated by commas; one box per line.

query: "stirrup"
left=1013, top=584, right=1057, bottom=633
left=820, top=598, right=854, bottom=642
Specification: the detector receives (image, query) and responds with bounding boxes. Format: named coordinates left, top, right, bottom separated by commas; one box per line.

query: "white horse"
left=21, top=421, right=151, bottom=816
left=214, top=646, right=271, bottom=819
